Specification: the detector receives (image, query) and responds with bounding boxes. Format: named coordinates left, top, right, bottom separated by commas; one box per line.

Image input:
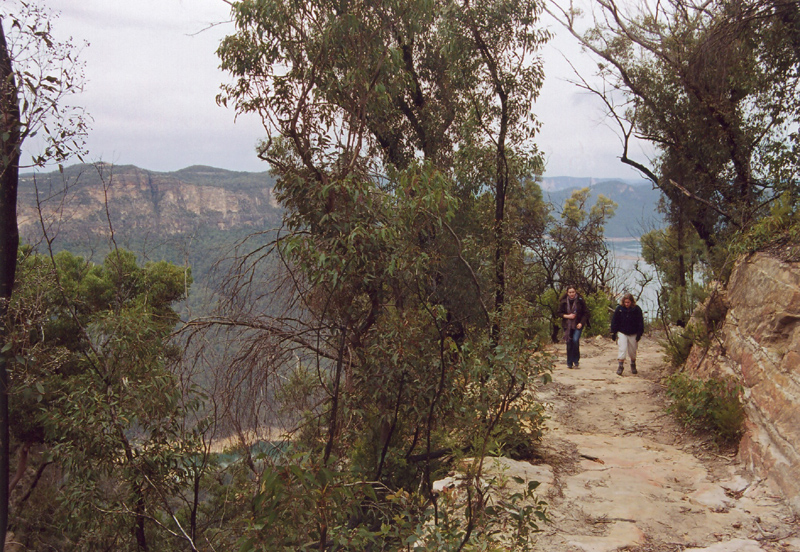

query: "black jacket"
left=610, top=304, right=644, bottom=338
left=558, top=295, right=589, bottom=331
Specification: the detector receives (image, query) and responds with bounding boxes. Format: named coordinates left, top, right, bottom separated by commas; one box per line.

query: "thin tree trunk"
left=0, top=19, right=22, bottom=552
left=676, top=210, right=687, bottom=322
left=134, top=491, right=148, bottom=551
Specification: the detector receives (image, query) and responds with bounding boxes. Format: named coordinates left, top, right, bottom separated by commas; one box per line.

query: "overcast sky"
left=21, top=0, right=651, bottom=179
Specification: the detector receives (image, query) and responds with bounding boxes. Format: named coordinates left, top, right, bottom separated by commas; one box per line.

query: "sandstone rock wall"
left=17, top=166, right=280, bottom=238
left=685, top=252, right=800, bottom=515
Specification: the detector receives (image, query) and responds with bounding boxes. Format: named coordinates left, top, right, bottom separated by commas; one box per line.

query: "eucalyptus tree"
left=640, top=223, right=708, bottom=325
left=218, top=0, right=548, bottom=318
left=6, top=248, right=203, bottom=551
left=0, top=3, right=87, bottom=546
left=548, top=0, right=800, bottom=267
left=518, top=187, right=617, bottom=340
left=211, top=0, right=552, bottom=547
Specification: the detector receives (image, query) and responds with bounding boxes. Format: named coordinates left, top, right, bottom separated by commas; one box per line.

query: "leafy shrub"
left=491, top=396, right=548, bottom=460
left=583, top=290, right=614, bottom=337
left=729, top=191, right=800, bottom=257
left=662, top=325, right=695, bottom=368
left=240, top=455, right=548, bottom=551
left=665, top=373, right=745, bottom=445
left=658, top=283, right=708, bottom=329
left=661, top=322, right=709, bottom=368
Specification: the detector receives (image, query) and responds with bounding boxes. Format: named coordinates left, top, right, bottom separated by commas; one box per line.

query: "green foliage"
left=661, top=323, right=708, bottom=368
left=545, top=181, right=665, bottom=238
left=458, top=298, right=553, bottom=460
left=0, top=0, right=89, bottom=168
left=641, top=226, right=709, bottom=326
left=583, top=290, right=615, bottom=338
left=665, top=373, right=745, bottom=445
left=558, top=0, right=800, bottom=330
left=240, top=455, right=548, bottom=552
left=728, top=192, right=800, bottom=258
left=483, top=477, right=548, bottom=551
left=242, top=457, right=376, bottom=551
left=522, top=188, right=617, bottom=320
left=6, top=247, right=207, bottom=550
left=487, top=397, right=548, bottom=461
left=209, top=0, right=560, bottom=547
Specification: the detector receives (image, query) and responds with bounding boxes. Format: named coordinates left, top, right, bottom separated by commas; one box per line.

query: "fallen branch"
left=579, top=454, right=605, bottom=464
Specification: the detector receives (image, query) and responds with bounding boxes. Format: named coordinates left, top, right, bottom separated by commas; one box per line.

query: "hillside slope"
left=18, top=164, right=281, bottom=241
left=545, top=179, right=665, bottom=238
left=19, top=166, right=662, bottom=247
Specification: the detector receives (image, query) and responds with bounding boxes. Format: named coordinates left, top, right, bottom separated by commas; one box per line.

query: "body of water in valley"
left=607, top=238, right=660, bottom=321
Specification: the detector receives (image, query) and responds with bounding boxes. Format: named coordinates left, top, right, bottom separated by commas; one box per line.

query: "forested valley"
left=0, top=0, right=798, bottom=550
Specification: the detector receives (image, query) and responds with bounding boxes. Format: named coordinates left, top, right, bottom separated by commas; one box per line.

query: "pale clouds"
left=26, top=0, right=267, bottom=172
left=21, top=0, right=651, bottom=178
left=535, top=11, right=654, bottom=179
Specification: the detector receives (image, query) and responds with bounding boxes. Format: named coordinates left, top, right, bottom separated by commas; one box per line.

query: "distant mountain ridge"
left=539, top=176, right=650, bottom=192
left=18, top=165, right=663, bottom=257
left=543, top=178, right=665, bottom=238
left=18, top=164, right=281, bottom=243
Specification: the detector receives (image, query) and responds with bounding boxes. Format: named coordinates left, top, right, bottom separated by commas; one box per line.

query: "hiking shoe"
left=616, top=366, right=624, bottom=376
left=631, top=365, right=638, bottom=375
left=574, top=363, right=579, bottom=369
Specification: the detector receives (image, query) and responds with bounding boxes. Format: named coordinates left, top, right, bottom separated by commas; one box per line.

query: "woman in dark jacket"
left=610, top=293, right=644, bottom=375
left=557, top=286, right=589, bottom=369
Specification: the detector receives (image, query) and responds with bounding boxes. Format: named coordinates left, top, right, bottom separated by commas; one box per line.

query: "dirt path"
left=525, top=335, right=800, bottom=552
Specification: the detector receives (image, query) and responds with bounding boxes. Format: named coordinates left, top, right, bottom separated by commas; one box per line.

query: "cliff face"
left=685, top=252, right=800, bottom=514
left=17, top=164, right=281, bottom=240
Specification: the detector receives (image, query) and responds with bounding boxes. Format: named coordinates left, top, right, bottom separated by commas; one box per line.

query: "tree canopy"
left=0, top=3, right=89, bottom=546
left=5, top=247, right=203, bottom=550
left=550, top=0, right=800, bottom=252
left=208, top=0, right=562, bottom=548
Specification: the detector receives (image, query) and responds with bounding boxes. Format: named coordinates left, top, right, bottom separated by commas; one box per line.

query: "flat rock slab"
left=528, top=337, right=799, bottom=552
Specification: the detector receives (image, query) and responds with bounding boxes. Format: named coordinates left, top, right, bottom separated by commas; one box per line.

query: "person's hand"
left=577, top=323, right=583, bottom=329
left=611, top=332, right=617, bottom=341
left=636, top=334, right=641, bottom=342
left=566, top=313, right=576, bottom=319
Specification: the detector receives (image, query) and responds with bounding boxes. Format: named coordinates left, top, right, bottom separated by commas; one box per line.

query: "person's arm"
left=610, top=306, right=619, bottom=338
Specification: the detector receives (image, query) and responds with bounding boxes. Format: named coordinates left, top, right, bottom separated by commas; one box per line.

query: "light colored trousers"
left=617, top=333, right=638, bottom=362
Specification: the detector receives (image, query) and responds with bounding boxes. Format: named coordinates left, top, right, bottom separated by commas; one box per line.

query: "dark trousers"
left=566, top=328, right=582, bottom=367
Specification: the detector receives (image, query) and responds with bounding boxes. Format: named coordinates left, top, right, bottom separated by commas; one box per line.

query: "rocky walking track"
left=512, top=335, right=800, bottom=552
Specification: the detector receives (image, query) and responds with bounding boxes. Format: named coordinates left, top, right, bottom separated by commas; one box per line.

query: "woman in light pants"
left=610, top=293, right=644, bottom=376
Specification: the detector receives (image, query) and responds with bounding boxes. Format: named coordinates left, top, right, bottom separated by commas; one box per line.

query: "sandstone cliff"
left=684, top=251, right=800, bottom=515
left=17, top=164, right=281, bottom=241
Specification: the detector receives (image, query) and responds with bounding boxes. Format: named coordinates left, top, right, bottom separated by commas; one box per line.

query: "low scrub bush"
left=729, top=192, right=800, bottom=258
left=584, top=291, right=614, bottom=338
left=665, top=373, right=745, bottom=445
left=661, top=323, right=709, bottom=368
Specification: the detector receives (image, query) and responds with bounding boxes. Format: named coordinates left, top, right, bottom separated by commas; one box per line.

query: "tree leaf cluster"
left=550, top=0, right=800, bottom=328
left=5, top=247, right=207, bottom=551
left=204, top=0, right=559, bottom=547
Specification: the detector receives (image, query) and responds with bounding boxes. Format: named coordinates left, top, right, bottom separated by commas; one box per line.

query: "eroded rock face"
left=685, top=252, right=800, bottom=515
left=17, top=165, right=281, bottom=240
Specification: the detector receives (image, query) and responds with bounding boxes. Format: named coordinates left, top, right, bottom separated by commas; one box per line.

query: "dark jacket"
left=610, top=304, right=644, bottom=338
left=558, top=295, right=589, bottom=331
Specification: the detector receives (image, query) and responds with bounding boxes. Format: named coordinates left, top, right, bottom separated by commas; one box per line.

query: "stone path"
left=521, top=335, right=800, bottom=552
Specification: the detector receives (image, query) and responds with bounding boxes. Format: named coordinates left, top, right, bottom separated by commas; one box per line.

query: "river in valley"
left=607, top=238, right=660, bottom=321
